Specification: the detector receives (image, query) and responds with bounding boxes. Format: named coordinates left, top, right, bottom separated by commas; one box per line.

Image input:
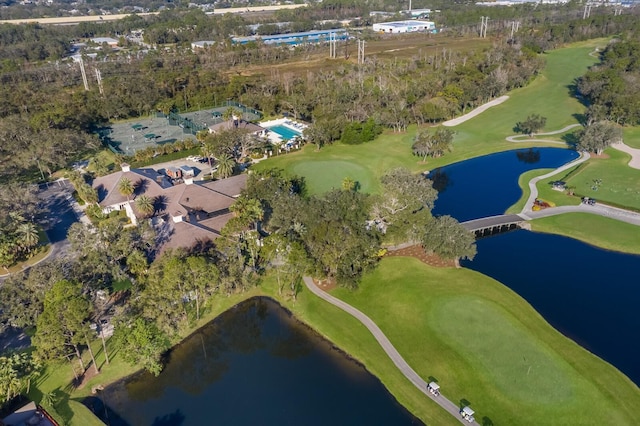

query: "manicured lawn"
left=254, top=40, right=606, bottom=195
left=531, top=213, right=640, bottom=254
left=329, top=257, right=640, bottom=425
left=561, top=148, right=640, bottom=211
left=623, top=126, right=640, bottom=149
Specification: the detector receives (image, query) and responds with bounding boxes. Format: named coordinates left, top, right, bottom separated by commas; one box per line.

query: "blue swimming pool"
left=267, top=124, right=302, bottom=141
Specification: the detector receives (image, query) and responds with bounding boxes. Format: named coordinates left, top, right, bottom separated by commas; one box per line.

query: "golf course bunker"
left=292, top=161, right=374, bottom=194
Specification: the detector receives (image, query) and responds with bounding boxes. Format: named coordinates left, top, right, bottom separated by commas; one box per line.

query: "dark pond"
left=430, top=147, right=640, bottom=385
left=429, top=148, right=580, bottom=222
left=87, top=298, right=422, bottom=426
left=461, top=231, right=640, bottom=386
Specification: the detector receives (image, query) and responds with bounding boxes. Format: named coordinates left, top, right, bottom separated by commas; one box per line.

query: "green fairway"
left=254, top=40, right=606, bottom=195
left=560, top=148, right=640, bottom=211
left=531, top=213, right=640, bottom=254
left=623, top=126, right=640, bottom=149
left=329, top=257, right=640, bottom=425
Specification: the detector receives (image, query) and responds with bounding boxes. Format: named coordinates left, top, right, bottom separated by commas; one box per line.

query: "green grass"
left=531, top=213, right=640, bottom=254
left=561, top=148, right=640, bottom=211
left=254, top=40, right=606, bottom=195
left=329, top=257, right=640, bottom=425
left=623, top=126, right=640, bottom=149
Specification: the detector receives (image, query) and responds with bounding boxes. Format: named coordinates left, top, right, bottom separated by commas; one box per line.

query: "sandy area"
left=442, top=95, right=509, bottom=127
left=611, top=142, right=640, bottom=170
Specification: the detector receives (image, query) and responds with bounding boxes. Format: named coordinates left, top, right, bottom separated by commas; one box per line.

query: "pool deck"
left=259, top=118, right=307, bottom=144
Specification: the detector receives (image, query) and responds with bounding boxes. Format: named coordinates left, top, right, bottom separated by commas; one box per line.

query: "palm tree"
left=135, top=195, right=155, bottom=218
left=223, top=107, right=242, bottom=129
left=230, top=197, right=263, bottom=230
left=117, top=177, right=135, bottom=201
left=216, top=154, right=235, bottom=179
left=16, top=222, right=39, bottom=252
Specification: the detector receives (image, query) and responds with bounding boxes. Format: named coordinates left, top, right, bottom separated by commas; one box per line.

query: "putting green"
left=291, top=160, right=375, bottom=194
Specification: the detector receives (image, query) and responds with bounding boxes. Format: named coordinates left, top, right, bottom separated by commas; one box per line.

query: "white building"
left=372, top=20, right=436, bottom=34
left=191, top=40, right=216, bottom=49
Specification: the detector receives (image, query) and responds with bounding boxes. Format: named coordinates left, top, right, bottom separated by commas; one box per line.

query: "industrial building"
left=372, top=20, right=436, bottom=34
left=231, top=29, right=349, bottom=46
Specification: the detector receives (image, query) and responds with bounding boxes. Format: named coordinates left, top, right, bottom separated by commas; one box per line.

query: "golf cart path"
left=302, top=276, right=476, bottom=424
left=442, top=95, right=509, bottom=127
left=505, top=124, right=582, bottom=144
left=611, top=142, right=640, bottom=170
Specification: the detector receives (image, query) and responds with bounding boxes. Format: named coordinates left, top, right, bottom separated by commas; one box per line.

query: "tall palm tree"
left=216, top=154, right=235, bottom=179
left=16, top=222, right=39, bottom=252
left=117, top=177, right=134, bottom=201
left=135, top=195, right=155, bottom=218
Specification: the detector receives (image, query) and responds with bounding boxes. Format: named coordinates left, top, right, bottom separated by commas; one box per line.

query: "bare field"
left=233, top=34, right=493, bottom=77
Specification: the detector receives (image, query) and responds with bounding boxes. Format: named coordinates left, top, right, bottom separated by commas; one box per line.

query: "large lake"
left=89, top=298, right=422, bottom=426
left=428, top=147, right=640, bottom=385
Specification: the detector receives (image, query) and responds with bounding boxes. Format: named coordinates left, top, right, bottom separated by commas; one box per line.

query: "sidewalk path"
left=302, top=276, right=475, bottom=425
left=442, top=96, right=509, bottom=127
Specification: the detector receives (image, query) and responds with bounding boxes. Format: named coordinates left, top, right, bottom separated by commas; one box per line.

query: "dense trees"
left=578, top=37, right=640, bottom=126
left=0, top=353, right=41, bottom=405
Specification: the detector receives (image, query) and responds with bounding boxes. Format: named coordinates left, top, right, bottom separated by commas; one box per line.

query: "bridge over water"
left=462, top=214, right=529, bottom=238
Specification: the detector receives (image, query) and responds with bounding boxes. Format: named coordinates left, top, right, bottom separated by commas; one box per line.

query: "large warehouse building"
left=372, top=20, right=436, bottom=33
left=232, top=29, right=349, bottom=46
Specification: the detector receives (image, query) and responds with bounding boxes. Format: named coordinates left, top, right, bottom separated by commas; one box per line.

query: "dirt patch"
left=385, top=245, right=456, bottom=268
left=589, top=152, right=610, bottom=159
left=75, top=366, right=100, bottom=390
left=312, top=277, right=337, bottom=291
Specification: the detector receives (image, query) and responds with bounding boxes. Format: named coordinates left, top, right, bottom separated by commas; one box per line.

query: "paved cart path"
left=302, top=276, right=475, bottom=424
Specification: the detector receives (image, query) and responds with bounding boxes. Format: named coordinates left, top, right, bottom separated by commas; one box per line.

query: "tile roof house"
left=92, top=163, right=247, bottom=250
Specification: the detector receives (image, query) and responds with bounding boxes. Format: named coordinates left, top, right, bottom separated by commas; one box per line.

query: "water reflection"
left=515, top=148, right=541, bottom=164
left=429, top=148, right=579, bottom=222
left=91, top=298, right=421, bottom=426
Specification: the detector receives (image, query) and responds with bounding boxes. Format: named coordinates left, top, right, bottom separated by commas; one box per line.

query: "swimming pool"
left=267, top=124, right=301, bottom=141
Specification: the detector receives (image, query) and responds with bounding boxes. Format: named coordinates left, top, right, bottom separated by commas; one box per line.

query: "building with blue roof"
left=231, top=29, right=349, bottom=46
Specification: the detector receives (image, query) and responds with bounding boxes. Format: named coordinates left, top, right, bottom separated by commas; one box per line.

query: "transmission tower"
left=357, top=39, right=365, bottom=65
left=480, top=16, right=489, bottom=38
left=583, top=4, right=591, bottom=19
left=78, top=58, right=89, bottom=91
left=329, top=32, right=337, bottom=59
left=95, top=68, right=104, bottom=95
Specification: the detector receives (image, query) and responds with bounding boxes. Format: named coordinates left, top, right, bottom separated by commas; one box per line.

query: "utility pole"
left=357, top=39, right=365, bottom=65
left=583, top=4, right=591, bottom=19
left=614, top=7, right=623, bottom=16
left=95, top=68, right=104, bottom=95
left=329, top=32, right=337, bottom=59
left=78, top=57, right=89, bottom=91
left=510, top=21, right=520, bottom=39
left=480, top=16, right=489, bottom=38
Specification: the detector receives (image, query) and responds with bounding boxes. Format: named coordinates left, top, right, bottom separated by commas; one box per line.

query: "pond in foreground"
left=88, top=298, right=422, bottom=426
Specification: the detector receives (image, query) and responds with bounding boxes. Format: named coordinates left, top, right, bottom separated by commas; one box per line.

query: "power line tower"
left=480, top=16, right=489, bottom=38
left=78, top=57, right=89, bottom=91
left=329, top=32, right=337, bottom=59
left=95, top=68, right=104, bottom=95
left=357, top=39, right=365, bottom=65
left=583, top=4, right=591, bottom=19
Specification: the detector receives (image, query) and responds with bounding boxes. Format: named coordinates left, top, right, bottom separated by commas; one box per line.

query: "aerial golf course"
left=251, top=37, right=640, bottom=425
